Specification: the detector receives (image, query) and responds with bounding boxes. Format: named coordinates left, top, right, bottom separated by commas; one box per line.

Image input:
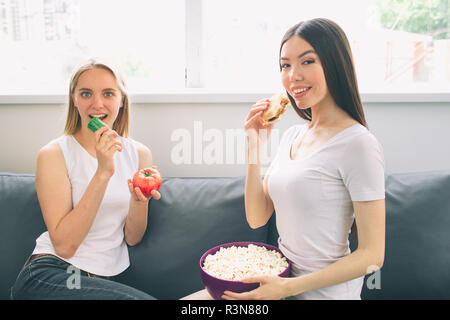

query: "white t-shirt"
left=268, top=123, right=385, bottom=299
left=32, top=135, right=139, bottom=276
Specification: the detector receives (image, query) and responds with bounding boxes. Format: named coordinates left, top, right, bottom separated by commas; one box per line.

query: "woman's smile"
left=291, top=86, right=312, bottom=99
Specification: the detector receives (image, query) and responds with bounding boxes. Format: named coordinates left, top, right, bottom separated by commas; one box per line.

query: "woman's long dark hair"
left=280, top=18, right=367, bottom=128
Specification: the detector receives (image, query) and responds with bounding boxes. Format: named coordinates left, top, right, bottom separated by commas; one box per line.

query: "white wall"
left=1, top=101, right=450, bottom=177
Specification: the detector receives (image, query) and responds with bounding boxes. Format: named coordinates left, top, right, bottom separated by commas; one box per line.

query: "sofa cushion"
left=0, top=173, right=46, bottom=300
left=361, top=171, right=450, bottom=299
left=114, top=177, right=269, bottom=299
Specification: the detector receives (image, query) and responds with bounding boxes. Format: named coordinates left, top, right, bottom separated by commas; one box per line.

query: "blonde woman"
left=10, top=59, right=161, bottom=299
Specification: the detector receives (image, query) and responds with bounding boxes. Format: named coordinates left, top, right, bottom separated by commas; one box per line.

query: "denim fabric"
left=10, top=254, right=156, bottom=300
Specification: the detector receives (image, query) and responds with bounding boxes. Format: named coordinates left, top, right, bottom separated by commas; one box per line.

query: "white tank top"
left=32, top=135, right=139, bottom=276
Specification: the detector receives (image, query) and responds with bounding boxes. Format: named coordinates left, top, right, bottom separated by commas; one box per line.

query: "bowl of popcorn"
left=199, top=241, right=290, bottom=300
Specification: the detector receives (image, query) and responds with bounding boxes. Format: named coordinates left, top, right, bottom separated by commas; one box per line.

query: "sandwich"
left=261, top=93, right=291, bottom=124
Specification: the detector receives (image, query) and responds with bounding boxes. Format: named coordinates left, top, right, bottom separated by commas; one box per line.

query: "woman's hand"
left=244, top=98, right=275, bottom=149
left=127, top=178, right=161, bottom=205
left=245, top=98, right=275, bottom=164
left=222, top=275, right=291, bottom=300
left=94, top=126, right=123, bottom=178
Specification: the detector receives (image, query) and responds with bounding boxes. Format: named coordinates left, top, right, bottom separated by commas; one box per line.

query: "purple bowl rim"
left=199, top=241, right=291, bottom=284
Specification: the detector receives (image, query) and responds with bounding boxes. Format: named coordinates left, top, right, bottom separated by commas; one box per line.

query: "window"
left=201, top=0, right=450, bottom=93
left=0, top=0, right=449, bottom=97
left=0, top=0, right=185, bottom=94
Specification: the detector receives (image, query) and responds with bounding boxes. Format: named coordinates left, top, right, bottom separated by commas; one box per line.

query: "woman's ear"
left=72, top=95, right=78, bottom=108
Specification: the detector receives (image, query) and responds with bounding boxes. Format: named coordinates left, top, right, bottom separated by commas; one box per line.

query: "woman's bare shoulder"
left=36, top=138, right=66, bottom=170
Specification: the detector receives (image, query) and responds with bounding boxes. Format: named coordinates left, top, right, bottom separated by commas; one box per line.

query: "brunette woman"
left=225, top=18, right=385, bottom=300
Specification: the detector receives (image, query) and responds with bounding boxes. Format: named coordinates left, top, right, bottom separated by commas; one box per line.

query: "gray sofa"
left=1, top=171, right=449, bottom=300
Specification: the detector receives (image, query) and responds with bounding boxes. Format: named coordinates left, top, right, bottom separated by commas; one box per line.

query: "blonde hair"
left=64, top=58, right=130, bottom=137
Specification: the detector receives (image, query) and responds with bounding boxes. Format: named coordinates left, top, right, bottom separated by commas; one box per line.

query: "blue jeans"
left=10, top=254, right=156, bottom=300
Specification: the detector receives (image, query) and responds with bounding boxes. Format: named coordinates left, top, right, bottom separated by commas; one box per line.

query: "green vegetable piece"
left=87, top=117, right=107, bottom=133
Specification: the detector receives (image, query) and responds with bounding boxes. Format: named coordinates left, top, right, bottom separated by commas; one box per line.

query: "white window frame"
left=0, top=0, right=449, bottom=105
left=185, top=0, right=203, bottom=88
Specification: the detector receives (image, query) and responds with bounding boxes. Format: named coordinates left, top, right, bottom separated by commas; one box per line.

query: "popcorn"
left=202, top=244, right=289, bottom=281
